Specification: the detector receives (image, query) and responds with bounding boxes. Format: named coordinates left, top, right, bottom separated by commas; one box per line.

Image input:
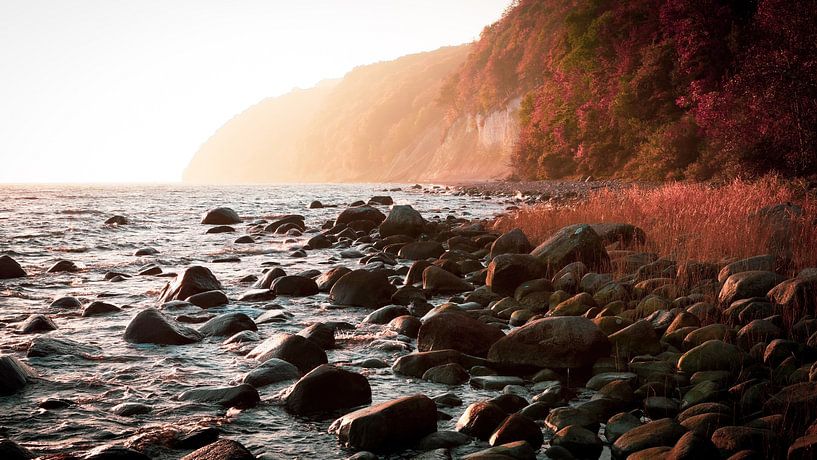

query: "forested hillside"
left=445, top=0, right=817, bottom=180
left=186, top=0, right=816, bottom=183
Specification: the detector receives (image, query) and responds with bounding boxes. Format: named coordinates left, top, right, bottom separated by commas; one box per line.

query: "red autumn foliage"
left=445, top=0, right=817, bottom=180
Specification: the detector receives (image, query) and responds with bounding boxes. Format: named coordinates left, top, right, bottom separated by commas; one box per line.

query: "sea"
left=0, top=183, right=544, bottom=459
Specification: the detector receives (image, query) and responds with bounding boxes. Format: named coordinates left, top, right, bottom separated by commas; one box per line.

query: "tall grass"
left=494, top=176, right=817, bottom=275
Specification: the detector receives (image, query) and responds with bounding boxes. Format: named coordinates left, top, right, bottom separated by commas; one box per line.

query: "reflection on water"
left=0, top=184, right=512, bottom=459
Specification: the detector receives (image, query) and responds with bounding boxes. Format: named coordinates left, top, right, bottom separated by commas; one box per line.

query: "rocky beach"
left=1, top=181, right=817, bottom=460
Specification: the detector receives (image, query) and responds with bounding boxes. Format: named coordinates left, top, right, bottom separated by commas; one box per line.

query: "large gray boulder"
left=530, top=224, right=610, bottom=276
left=487, top=316, right=610, bottom=369
left=379, top=205, right=426, bottom=237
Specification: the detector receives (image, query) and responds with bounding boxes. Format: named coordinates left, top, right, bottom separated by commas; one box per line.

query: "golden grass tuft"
left=493, top=176, right=817, bottom=276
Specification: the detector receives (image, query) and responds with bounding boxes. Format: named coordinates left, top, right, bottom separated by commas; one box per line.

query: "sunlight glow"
left=0, top=0, right=510, bottom=183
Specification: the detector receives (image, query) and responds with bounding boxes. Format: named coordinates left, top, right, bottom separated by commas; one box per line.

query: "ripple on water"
left=0, top=183, right=514, bottom=459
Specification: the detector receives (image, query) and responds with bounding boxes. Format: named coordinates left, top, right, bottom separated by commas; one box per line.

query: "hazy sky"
left=0, top=0, right=510, bottom=183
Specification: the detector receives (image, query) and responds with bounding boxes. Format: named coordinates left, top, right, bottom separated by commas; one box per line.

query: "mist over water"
left=0, top=183, right=517, bottom=458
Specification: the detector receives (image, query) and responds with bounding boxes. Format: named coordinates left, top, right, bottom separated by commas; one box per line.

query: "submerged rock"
left=283, top=364, right=371, bottom=415
left=0, top=355, right=37, bottom=396
left=242, top=359, right=300, bottom=388
left=123, top=308, right=202, bottom=345
left=177, top=383, right=260, bottom=409
left=49, top=296, right=82, bottom=309
left=0, top=255, right=26, bottom=279
left=329, top=394, right=438, bottom=453
left=27, top=336, right=103, bottom=359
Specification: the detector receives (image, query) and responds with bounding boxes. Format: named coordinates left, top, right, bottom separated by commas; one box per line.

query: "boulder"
left=489, top=413, right=544, bottom=449
left=456, top=401, right=508, bottom=440
left=85, top=446, right=150, bottom=460
left=388, top=315, right=421, bottom=338
left=0, top=439, right=34, bottom=459
left=49, top=296, right=82, bottom=309
left=297, top=323, right=335, bottom=350
left=246, top=333, right=327, bottom=373
left=551, top=425, right=603, bottom=459
left=105, top=215, right=128, bottom=225
left=487, top=317, right=610, bottom=369
left=392, top=349, right=487, bottom=378
left=283, top=364, right=371, bottom=414
left=336, top=206, right=386, bottom=226
left=271, top=275, right=319, bottom=296
left=159, top=266, right=222, bottom=303
left=399, top=241, right=445, bottom=260
left=329, top=394, right=437, bottom=453
left=718, top=255, right=777, bottom=283
left=418, top=311, right=504, bottom=357
left=252, top=267, right=286, bottom=289
left=81, top=301, right=122, bottom=317
left=19, top=314, right=57, bottom=334
left=530, top=224, right=610, bottom=276
left=185, top=290, right=228, bottom=309
left=330, top=270, right=396, bottom=308
left=197, top=313, right=257, bottom=337
left=489, top=228, right=533, bottom=259
left=181, top=439, right=256, bottom=460
left=611, top=418, right=687, bottom=459
left=422, top=266, right=474, bottom=294
left=718, top=271, right=785, bottom=306
left=0, top=255, right=26, bottom=279
left=242, top=359, right=300, bottom=388
left=379, top=205, right=426, bottom=237
left=677, top=340, right=746, bottom=375
left=27, top=336, right=103, bottom=359
left=0, top=355, right=37, bottom=396
left=177, top=383, right=260, bottom=409
left=47, top=260, right=79, bottom=273
left=201, top=207, right=241, bottom=225
left=486, top=254, right=548, bottom=297
left=590, top=223, right=646, bottom=247
left=363, top=305, right=410, bottom=324
left=316, top=267, right=352, bottom=292
left=422, top=363, right=470, bottom=385
left=608, top=319, right=661, bottom=358
left=123, top=308, right=202, bottom=345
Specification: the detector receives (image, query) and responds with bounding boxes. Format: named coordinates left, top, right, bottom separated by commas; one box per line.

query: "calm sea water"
left=0, top=184, right=519, bottom=459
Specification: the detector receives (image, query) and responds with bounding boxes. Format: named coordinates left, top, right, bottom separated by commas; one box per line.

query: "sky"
left=0, top=0, right=510, bottom=183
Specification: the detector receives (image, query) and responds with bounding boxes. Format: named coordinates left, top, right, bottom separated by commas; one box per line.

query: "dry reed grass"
left=494, top=176, right=817, bottom=276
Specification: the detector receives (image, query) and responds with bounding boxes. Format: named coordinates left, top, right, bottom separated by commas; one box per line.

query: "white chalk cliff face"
left=183, top=45, right=519, bottom=184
